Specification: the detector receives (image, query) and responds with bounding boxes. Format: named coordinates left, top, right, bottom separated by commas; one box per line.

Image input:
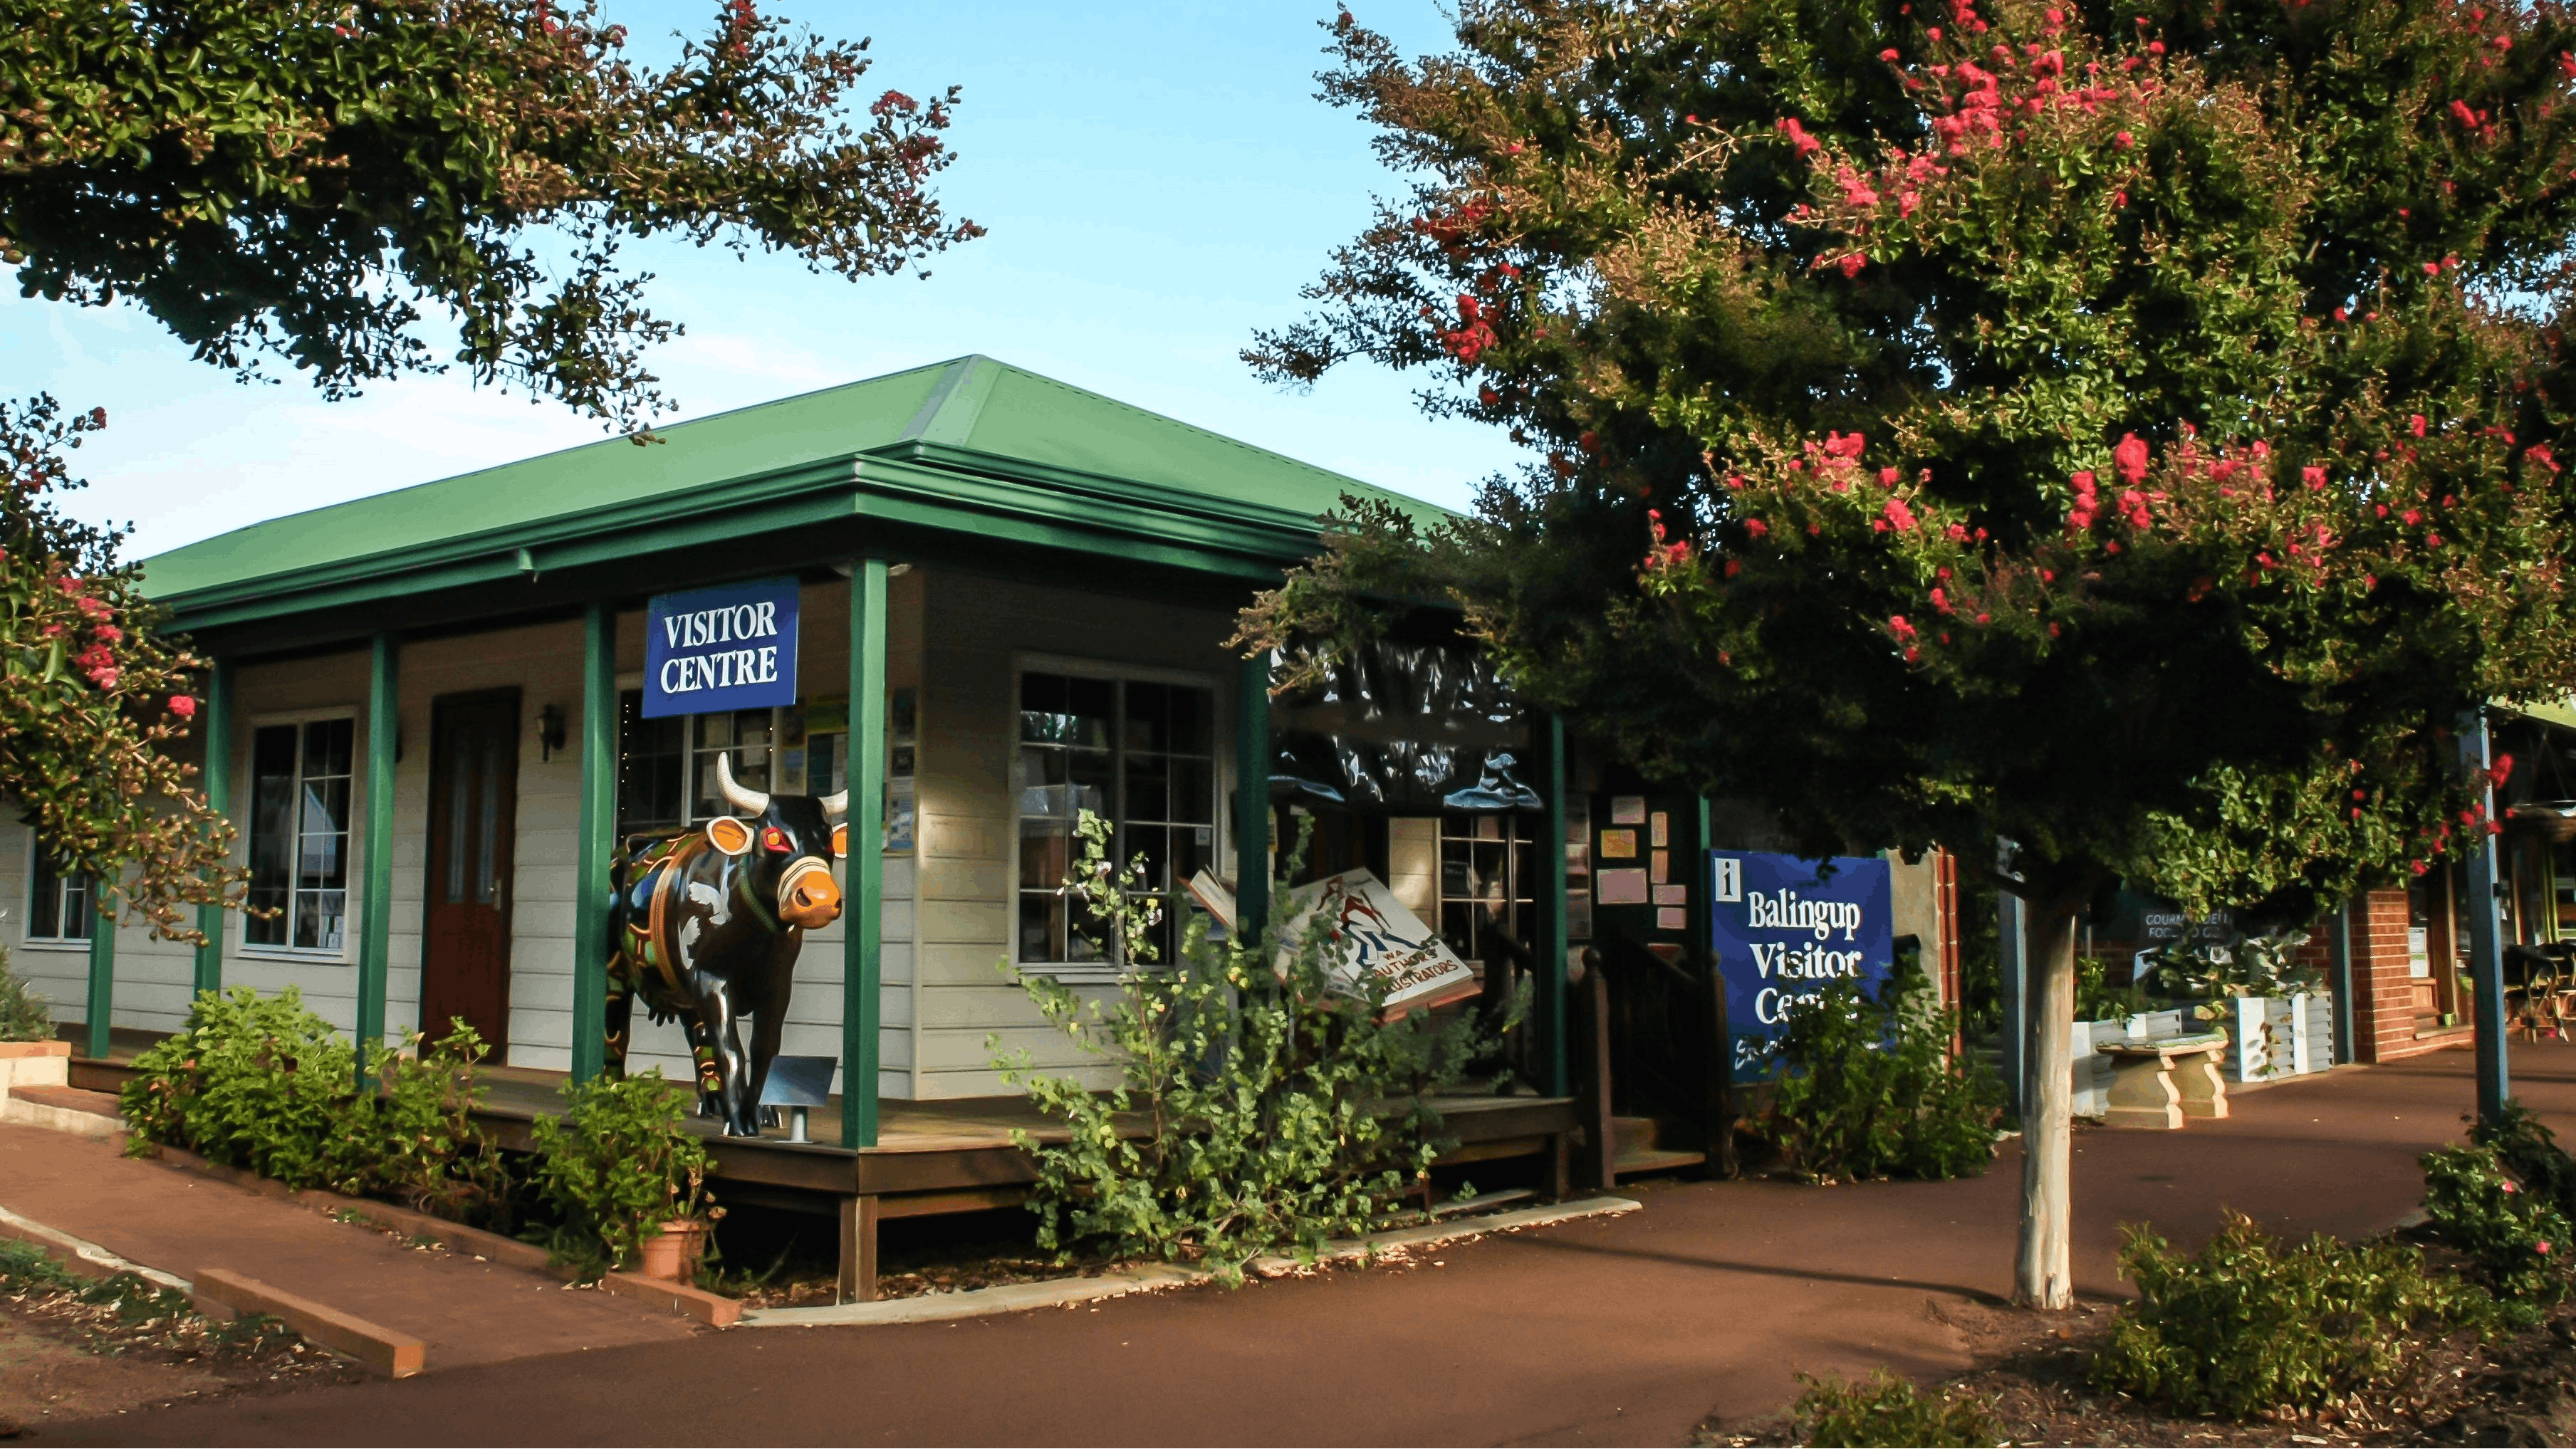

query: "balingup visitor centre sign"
left=1710, top=851, right=1896, bottom=1082
left=645, top=577, right=801, bottom=718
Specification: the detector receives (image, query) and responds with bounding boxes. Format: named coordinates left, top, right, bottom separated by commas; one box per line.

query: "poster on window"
left=644, top=577, right=800, bottom=719
left=1709, top=851, right=1895, bottom=1083
left=1274, top=869, right=1481, bottom=1019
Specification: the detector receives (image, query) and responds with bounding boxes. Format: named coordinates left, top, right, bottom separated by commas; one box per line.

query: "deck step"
left=1612, top=1146, right=1706, bottom=1179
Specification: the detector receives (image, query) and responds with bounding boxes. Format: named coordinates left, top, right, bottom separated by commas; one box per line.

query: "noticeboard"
left=1709, top=851, right=1896, bottom=1082
left=643, top=577, right=800, bottom=720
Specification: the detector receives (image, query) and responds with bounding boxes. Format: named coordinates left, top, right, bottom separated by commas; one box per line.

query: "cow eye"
left=761, top=827, right=790, bottom=853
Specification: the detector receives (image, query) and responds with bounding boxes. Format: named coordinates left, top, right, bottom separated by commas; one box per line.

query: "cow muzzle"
left=778, top=859, right=843, bottom=929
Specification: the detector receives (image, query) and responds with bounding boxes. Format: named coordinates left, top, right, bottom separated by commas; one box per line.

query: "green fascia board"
left=140, top=355, right=1447, bottom=629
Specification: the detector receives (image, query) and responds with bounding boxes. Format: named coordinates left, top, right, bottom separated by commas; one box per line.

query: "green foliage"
left=2420, top=1101, right=2576, bottom=1307
left=121, top=986, right=515, bottom=1219
left=0, top=0, right=981, bottom=429
left=3, top=397, right=241, bottom=941
left=526, top=1071, right=719, bottom=1277
left=1784, top=1369, right=2001, bottom=1449
left=2142, top=930, right=2321, bottom=1001
left=1763, top=970, right=2003, bottom=1182
left=0, top=943, right=50, bottom=1041
left=2092, top=1213, right=2496, bottom=1417
left=2071, top=956, right=2137, bottom=1024
left=995, top=812, right=1495, bottom=1283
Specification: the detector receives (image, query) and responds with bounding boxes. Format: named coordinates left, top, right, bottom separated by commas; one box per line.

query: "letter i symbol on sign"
left=1712, top=857, right=1741, bottom=904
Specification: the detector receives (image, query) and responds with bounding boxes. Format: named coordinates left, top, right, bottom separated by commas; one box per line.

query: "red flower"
left=2302, top=466, right=2326, bottom=491
left=1742, top=518, right=1770, bottom=538
left=2410, top=414, right=2428, bottom=437
left=2114, top=433, right=2149, bottom=484
left=170, top=695, right=197, bottom=718
left=2114, top=130, right=2134, bottom=148
left=1778, top=117, right=1822, bottom=158
left=1883, top=498, right=1919, bottom=531
left=1879, top=47, right=1901, bottom=61
left=1889, top=615, right=1918, bottom=641
left=1838, top=253, right=1867, bottom=278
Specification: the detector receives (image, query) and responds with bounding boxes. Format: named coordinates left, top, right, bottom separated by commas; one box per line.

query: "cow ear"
left=830, top=824, right=848, bottom=860
left=704, top=817, right=756, bottom=856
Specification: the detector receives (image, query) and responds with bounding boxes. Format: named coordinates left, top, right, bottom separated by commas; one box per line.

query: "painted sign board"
left=1709, top=851, right=1896, bottom=1083
left=1274, top=868, right=1480, bottom=1018
left=644, top=578, right=800, bottom=719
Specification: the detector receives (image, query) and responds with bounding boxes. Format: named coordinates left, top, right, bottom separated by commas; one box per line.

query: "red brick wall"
left=2347, top=887, right=2467, bottom=1063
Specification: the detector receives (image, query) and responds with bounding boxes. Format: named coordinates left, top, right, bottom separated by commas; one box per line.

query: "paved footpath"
left=51, top=1042, right=2576, bottom=1448
left=0, top=1125, right=694, bottom=1371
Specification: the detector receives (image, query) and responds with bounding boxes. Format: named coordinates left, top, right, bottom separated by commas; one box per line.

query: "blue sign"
left=644, top=578, right=800, bottom=720
left=1709, top=851, right=1896, bottom=1083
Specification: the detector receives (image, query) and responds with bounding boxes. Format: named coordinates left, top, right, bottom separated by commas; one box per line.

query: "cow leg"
left=603, top=951, right=636, bottom=1081
left=746, top=936, right=800, bottom=1131
left=684, top=1017, right=724, bottom=1119
left=689, top=975, right=759, bottom=1136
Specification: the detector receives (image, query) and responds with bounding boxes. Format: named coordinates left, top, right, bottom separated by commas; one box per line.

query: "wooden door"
left=420, top=691, right=521, bottom=1052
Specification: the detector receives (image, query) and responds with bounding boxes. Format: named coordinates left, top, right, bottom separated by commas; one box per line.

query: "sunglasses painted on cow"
left=601, top=752, right=850, bottom=1136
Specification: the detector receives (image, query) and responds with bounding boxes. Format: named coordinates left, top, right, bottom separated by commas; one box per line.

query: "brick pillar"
left=2347, top=887, right=2452, bottom=1063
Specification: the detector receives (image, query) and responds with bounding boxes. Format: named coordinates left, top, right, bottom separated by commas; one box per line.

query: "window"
left=1438, top=812, right=1535, bottom=963
left=26, top=852, right=92, bottom=943
left=1016, top=667, right=1215, bottom=970
left=244, top=718, right=355, bottom=953
left=616, top=689, right=849, bottom=837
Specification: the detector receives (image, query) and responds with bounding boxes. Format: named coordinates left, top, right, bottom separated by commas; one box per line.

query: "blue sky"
left=1, top=2, right=1518, bottom=560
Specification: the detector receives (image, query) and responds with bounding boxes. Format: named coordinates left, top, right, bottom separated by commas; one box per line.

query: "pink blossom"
left=170, top=695, right=197, bottom=718
left=1883, top=497, right=1919, bottom=531
left=1838, top=253, right=1867, bottom=278
left=1778, top=117, right=1822, bottom=158
left=2114, top=433, right=2149, bottom=484
left=1889, top=615, right=1918, bottom=641
left=2410, top=414, right=2428, bottom=437
left=1742, top=518, right=1770, bottom=539
left=2302, top=466, right=2326, bottom=491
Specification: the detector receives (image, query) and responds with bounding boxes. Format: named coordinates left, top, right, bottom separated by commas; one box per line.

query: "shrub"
left=995, top=812, right=1495, bottom=1283
left=0, top=944, right=51, bottom=1042
left=1784, top=1369, right=1999, bottom=1448
left=1761, top=970, right=2004, bottom=1183
left=526, top=1071, right=719, bottom=1277
left=2091, top=1213, right=2494, bottom=1417
left=2421, top=1107, right=2575, bottom=1309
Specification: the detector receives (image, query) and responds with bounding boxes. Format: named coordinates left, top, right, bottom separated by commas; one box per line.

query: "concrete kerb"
left=0, top=1201, right=191, bottom=1292
left=741, top=1195, right=1644, bottom=1329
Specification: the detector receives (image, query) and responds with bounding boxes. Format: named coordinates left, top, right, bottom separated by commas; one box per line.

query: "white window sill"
left=17, top=939, right=93, bottom=953
left=234, top=947, right=352, bottom=966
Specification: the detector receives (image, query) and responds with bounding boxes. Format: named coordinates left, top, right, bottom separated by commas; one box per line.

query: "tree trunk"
left=2014, top=899, right=2080, bottom=1310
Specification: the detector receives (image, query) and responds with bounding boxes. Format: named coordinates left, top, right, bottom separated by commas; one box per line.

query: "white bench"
left=2097, top=1032, right=2231, bottom=1130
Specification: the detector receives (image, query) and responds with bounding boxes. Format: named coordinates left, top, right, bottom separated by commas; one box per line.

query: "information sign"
left=1709, top=851, right=1896, bottom=1082
left=643, top=578, right=801, bottom=719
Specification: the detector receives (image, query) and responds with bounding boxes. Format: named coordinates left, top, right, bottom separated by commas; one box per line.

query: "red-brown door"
left=420, top=691, right=520, bottom=1052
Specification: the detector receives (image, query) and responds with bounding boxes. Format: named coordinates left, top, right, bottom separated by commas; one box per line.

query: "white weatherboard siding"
left=911, top=567, right=1245, bottom=1100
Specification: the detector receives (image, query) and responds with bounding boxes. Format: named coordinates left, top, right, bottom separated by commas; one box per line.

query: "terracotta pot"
left=635, top=1218, right=710, bottom=1284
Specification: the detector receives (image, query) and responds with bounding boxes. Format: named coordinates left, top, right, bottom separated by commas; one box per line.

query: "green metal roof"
left=142, top=355, right=1438, bottom=629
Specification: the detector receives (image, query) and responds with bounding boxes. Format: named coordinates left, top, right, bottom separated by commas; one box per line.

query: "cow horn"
left=714, top=751, right=770, bottom=816
left=819, top=788, right=848, bottom=822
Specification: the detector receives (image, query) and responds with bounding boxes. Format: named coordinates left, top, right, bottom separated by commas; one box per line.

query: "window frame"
left=612, top=680, right=850, bottom=840
left=21, top=844, right=93, bottom=951
left=1011, top=652, right=1226, bottom=983
left=234, top=707, right=363, bottom=963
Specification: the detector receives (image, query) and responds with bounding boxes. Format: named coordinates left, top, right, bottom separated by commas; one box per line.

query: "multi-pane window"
left=244, top=718, right=355, bottom=952
left=26, top=852, right=93, bottom=942
left=617, top=689, right=848, bottom=838
left=1438, top=812, right=1535, bottom=963
left=1015, top=669, right=1215, bottom=970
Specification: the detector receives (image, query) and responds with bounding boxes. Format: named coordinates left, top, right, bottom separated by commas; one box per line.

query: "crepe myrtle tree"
left=1241, top=0, right=2576, bottom=1308
left=2, top=397, right=239, bottom=942
left=0, top=0, right=982, bottom=432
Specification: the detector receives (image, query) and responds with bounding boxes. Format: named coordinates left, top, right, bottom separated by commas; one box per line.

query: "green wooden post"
left=1234, top=651, right=1271, bottom=943
left=193, top=659, right=231, bottom=998
left=843, top=560, right=889, bottom=1148
left=571, top=602, right=617, bottom=1084
left=84, top=889, right=115, bottom=1060
left=356, top=632, right=398, bottom=1089
left=1535, top=714, right=1570, bottom=1098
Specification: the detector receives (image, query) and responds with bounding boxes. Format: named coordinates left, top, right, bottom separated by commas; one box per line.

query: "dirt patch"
left=1701, top=1294, right=2576, bottom=1447
left=0, top=1252, right=357, bottom=1439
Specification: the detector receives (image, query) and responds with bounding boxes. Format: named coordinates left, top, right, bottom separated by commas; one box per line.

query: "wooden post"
left=2016, top=900, right=2078, bottom=1310
left=83, top=888, right=115, bottom=1061
left=1535, top=715, right=1570, bottom=1099
left=1234, top=650, right=1271, bottom=943
left=355, top=632, right=397, bottom=1089
left=1696, top=795, right=1735, bottom=1177
left=1577, top=952, right=1617, bottom=1191
left=843, top=560, right=889, bottom=1149
left=570, top=603, right=617, bottom=1084
left=2328, top=899, right=2357, bottom=1067
left=2462, top=707, right=2512, bottom=1124
left=193, top=659, right=231, bottom=999
left=837, top=1194, right=881, bottom=1303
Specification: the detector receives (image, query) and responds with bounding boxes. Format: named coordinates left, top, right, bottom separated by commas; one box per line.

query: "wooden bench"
left=2097, top=1032, right=2231, bottom=1131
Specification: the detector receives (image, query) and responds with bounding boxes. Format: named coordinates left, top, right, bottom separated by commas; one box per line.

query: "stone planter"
left=2221, top=992, right=2333, bottom=1081
left=635, top=1218, right=711, bottom=1285
left=0, top=1038, right=71, bottom=1099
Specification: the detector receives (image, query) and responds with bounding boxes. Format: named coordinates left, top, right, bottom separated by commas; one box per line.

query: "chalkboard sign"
left=644, top=577, right=800, bottom=720
left=1709, top=851, right=1896, bottom=1083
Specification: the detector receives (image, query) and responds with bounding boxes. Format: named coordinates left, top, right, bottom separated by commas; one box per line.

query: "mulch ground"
left=1702, top=1292, right=2576, bottom=1448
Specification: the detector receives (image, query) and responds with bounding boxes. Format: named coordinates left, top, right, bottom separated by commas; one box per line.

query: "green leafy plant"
left=2072, top=956, right=2137, bottom=1025
left=2092, top=1213, right=2494, bottom=1418
left=2421, top=1109, right=2576, bottom=1309
left=0, top=943, right=51, bottom=1041
left=994, top=811, right=1496, bottom=1284
left=2142, top=930, right=2320, bottom=1003
left=121, top=985, right=362, bottom=1187
left=1762, top=970, right=2004, bottom=1183
left=526, top=1070, right=719, bottom=1277
left=1784, top=1369, right=2000, bottom=1449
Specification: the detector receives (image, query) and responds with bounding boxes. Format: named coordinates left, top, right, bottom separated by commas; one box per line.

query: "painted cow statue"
left=603, top=753, right=847, bottom=1136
